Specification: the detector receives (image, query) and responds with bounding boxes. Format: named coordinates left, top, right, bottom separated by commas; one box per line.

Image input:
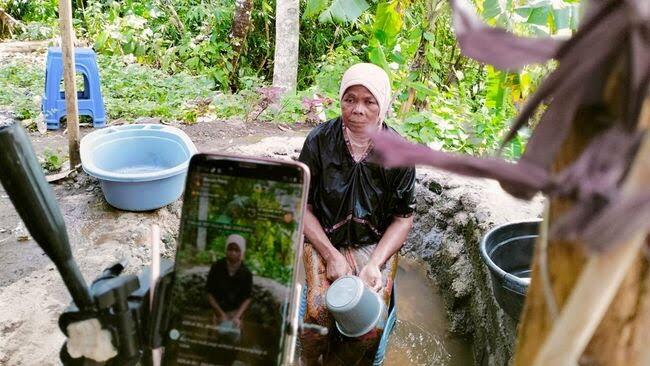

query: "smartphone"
left=162, top=154, right=309, bottom=366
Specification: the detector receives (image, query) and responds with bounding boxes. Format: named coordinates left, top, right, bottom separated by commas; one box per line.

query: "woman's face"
left=226, top=243, right=242, bottom=263
left=341, top=85, right=380, bottom=135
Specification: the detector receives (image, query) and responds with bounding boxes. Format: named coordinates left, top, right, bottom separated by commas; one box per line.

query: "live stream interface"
left=165, top=169, right=304, bottom=366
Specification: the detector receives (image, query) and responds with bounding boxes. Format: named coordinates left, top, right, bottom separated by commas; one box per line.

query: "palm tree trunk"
left=272, top=0, right=300, bottom=93
left=229, top=0, right=254, bottom=91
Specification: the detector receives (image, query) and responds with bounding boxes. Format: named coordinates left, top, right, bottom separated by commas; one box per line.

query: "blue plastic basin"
left=80, top=124, right=197, bottom=211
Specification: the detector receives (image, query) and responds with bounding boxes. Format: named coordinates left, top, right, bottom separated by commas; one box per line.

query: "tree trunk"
left=58, top=0, right=81, bottom=168
left=513, top=76, right=650, bottom=364
left=272, top=0, right=300, bottom=93
left=229, top=0, right=253, bottom=91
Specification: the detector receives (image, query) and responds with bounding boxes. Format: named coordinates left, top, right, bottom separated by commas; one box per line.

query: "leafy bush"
left=74, top=0, right=348, bottom=92
left=15, top=21, right=58, bottom=40
left=2, top=0, right=582, bottom=159
left=40, top=149, right=66, bottom=173
left=1, top=0, right=58, bottom=22
left=97, top=56, right=214, bottom=122
left=0, top=54, right=215, bottom=123
left=0, top=58, right=43, bottom=120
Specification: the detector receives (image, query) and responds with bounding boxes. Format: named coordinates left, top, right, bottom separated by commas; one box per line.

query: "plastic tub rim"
left=479, top=219, right=542, bottom=290
left=83, top=136, right=190, bottom=182
left=80, top=124, right=197, bottom=182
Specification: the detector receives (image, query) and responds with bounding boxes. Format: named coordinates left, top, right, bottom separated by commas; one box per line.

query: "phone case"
left=162, top=153, right=310, bottom=366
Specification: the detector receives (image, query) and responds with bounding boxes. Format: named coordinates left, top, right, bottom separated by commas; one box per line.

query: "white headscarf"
left=226, top=234, right=246, bottom=257
left=339, top=63, right=392, bottom=123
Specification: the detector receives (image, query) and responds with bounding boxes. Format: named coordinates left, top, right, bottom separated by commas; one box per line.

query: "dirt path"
left=0, top=39, right=51, bottom=62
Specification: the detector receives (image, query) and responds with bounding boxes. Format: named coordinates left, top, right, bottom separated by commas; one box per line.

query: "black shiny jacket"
left=298, top=117, right=416, bottom=248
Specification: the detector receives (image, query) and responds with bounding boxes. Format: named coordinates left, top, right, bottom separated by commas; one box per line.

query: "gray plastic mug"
left=325, top=275, right=386, bottom=337
left=216, top=320, right=241, bottom=343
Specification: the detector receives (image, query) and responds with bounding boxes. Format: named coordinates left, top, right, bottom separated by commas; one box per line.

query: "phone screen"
left=163, top=154, right=308, bottom=366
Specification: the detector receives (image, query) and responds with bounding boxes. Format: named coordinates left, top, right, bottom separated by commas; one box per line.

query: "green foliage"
left=0, top=54, right=214, bottom=123
left=98, top=56, right=215, bottom=122
left=372, top=2, right=402, bottom=51
left=1, top=0, right=58, bottom=22
left=390, top=83, right=512, bottom=156
left=513, top=0, right=581, bottom=35
left=485, top=66, right=508, bottom=118
left=74, top=0, right=346, bottom=92
left=304, top=0, right=328, bottom=19
left=78, top=0, right=237, bottom=89
left=385, top=0, right=576, bottom=158
left=317, top=0, right=370, bottom=24
left=41, top=149, right=66, bottom=173
left=367, top=1, right=403, bottom=72
left=0, top=58, right=43, bottom=120
left=3, top=0, right=584, bottom=159
left=15, top=22, right=58, bottom=41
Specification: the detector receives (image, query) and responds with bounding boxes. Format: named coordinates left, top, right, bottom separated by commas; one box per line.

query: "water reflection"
left=384, top=258, right=473, bottom=366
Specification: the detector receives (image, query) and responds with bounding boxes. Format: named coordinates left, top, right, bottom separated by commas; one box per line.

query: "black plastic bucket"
left=480, top=220, right=540, bottom=320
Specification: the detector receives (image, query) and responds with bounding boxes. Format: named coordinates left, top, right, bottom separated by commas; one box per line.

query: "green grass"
left=0, top=51, right=525, bottom=159
left=0, top=53, right=327, bottom=126
left=0, top=54, right=215, bottom=123
left=0, top=58, right=44, bottom=120
left=98, top=56, right=214, bottom=121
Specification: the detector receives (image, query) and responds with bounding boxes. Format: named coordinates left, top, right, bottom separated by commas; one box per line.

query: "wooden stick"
left=57, top=0, right=81, bottom=167
left=149, top=224, right=162, bottom=366
left=533, top=128, right=650, bottom=366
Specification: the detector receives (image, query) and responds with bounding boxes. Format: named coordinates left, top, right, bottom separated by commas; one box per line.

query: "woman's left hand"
left=359, top=263, right=382, bottom=292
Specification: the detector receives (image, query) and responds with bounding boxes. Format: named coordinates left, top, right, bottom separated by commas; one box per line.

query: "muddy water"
left=384, top=258, right=473, bottom=366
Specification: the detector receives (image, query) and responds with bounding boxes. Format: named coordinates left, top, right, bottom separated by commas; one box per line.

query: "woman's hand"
left=326, top=251, right=352, bottom=281
left=212, top=312, right=225, bottom=326
left=231, top=315, right=242, bottom=329
left=359, top=263, right=382, bottom=292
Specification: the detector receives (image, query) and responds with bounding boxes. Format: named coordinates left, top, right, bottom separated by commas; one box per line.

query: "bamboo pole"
left=58, top=0, right=80, bottom=167
left=532, top=106, right=650, bottom=365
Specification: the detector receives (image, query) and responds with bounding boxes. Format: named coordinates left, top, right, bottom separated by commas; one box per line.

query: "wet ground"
left=386, top=258, right=473, bottom=366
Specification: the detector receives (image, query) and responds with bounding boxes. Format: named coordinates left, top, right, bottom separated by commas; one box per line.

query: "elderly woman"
left=298, top=63, right=416, bottom=365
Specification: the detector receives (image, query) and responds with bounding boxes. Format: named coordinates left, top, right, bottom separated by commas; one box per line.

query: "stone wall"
left=403, top=169, right=543, bottom=366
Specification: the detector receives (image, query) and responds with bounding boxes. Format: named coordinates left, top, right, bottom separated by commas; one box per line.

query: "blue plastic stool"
left=298, top=284, right=398, bottom=365
left=42, top=47, right=106, bottom=130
